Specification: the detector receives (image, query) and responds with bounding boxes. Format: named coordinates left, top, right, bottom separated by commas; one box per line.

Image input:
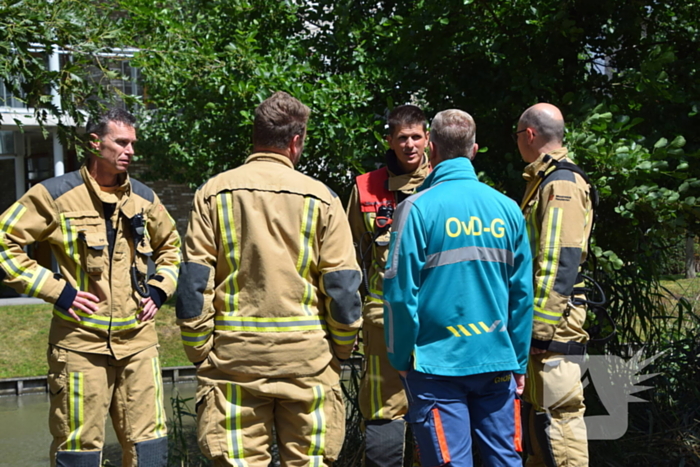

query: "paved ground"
left=0, top=297, right=45, bottom=307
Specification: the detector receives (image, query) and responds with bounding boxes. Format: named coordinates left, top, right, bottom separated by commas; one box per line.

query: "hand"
left=138, top=297, right=159, bottom=322
left=398, top=370, right=408, bottom=378
left=68, top=291, right=100, bottom=321
left=514, top=373, right=525, bottom=396
left=530, top=347, right=547, bottom=355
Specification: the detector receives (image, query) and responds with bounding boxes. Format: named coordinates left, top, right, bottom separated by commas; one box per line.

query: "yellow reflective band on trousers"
left=59, top=214, right=87, bottom=291
left=180, top=330, right=212, bottom=347
left=52, top=308, right=140, bottom=331
left=152, top=357, right=166, bottom=438
left=369, top=355, right=383, bottom=419
left=533, top=207, right=563, bottom=316
left=215, top=315, right=325, bottom=332
left=67, top=372, right=84, bottom=451
left=330, top=328, right=357, bottom=346
left=308, top=385, right=326, bottom=466
left=218, top=192, right=241, bottom=315
left=296, top=197, right=319, bottom=315
left=361, top=212, right=384, bottom=303
left=225, top=383, right=247, bottom=466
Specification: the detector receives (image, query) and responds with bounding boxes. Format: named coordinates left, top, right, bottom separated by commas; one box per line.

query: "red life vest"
left=356, top=167, right=396, bottom=213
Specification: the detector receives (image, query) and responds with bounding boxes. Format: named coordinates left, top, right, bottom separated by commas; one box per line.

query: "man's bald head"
left=518, top=103, right=565, bottom=145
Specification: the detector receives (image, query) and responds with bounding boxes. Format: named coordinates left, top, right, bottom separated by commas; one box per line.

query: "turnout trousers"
left=402, top=370, right=522, bottom=467
left=195, top=358, right=346, bottom=467
left=47, top=344, right=168, bottom=467
left=359, top=322, right=410, bottom=467
left=523, top=352, right=588, bottom=467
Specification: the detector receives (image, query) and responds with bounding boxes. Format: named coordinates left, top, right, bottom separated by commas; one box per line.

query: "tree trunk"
left=685, top=235, right=696, bottom=279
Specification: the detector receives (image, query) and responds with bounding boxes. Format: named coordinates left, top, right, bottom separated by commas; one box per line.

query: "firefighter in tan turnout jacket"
left=515, top=103, right=594, bottom=467
left=345, top=105, right=430, bottom=467
left=176, top=92, right=362, bottom=466
left=0, top=108, right=181, bottom=466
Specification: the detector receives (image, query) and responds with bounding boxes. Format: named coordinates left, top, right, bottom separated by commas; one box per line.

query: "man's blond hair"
left=430, top=110, right=476, bottom=160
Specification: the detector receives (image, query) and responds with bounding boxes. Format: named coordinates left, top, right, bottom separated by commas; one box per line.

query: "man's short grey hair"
left=86, top=108, right=137, bottom=138
left=519, top=106, right=565, bottom=144
left=430, top=110, right=476, bottom=160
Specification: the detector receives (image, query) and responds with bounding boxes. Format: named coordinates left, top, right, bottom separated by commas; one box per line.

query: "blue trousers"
left=402, top=370, right=522, bottom=467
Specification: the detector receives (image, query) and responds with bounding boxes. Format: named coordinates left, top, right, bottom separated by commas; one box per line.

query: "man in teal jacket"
left=383, top=109, right=534, bottom=466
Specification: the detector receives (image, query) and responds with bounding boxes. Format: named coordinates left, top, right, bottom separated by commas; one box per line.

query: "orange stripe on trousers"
left=514, top=398, right=523, bottom=452
left=432, top=407, right=452, bottom=464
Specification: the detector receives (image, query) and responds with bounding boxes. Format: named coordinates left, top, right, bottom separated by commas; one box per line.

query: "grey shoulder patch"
left=322, top=269, right=362, bottom=324
left=176, top=262, right=213, bottom=319
left=541, top=169, right=576, bottom=189
left=40, top=171, right=84, bottom=200
left=325, top=185, right=338, bottom=198
left=130, top=178, right=155, bottom=203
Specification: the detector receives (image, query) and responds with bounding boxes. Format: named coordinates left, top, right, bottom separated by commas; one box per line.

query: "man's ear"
left=470, top=143, right=479, bottom=161
left=89, top=133, right=101, bottom=151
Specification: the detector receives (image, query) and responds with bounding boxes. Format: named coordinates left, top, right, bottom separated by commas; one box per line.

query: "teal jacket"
left=383, top=157, right=533, bottom=376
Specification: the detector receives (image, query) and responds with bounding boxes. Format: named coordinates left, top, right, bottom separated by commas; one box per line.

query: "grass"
left=0, top=302, right=190, bottom=379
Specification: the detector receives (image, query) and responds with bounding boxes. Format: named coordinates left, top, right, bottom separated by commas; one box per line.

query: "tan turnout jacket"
left=0, top=165, right=181, bottom=359
left=521, top=148, right=593, bottom=346
left=346, top=155, right=430, bottom=326
left=176, top=152, right=362, bottom=377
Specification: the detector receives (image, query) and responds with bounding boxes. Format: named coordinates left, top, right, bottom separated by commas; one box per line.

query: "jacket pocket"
left=66, top=211, right=107, bottom=276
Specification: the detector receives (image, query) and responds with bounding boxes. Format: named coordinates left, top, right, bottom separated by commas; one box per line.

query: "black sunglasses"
left=511, top=129, right=527, bottom=143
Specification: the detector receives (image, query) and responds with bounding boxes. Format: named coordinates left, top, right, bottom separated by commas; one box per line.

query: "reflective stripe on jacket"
left=0, top=165, right=181, bottom=359
left=521, top=148, right=593, bottom=346
left=176, top=152, right=362, bottom=377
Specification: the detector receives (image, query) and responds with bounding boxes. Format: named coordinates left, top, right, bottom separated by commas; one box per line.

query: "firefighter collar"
left=385, top=150, right=431, bottom=193
left=245, top=152, right=294, bottom=169
left=522, top=147, right=569, bottom=182
left=80, top=165, right=128, bottom=204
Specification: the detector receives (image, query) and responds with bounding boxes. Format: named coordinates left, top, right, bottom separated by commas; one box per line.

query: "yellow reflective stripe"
left=526, top=207, right=539, bottom=259
left=478, top=321, right=490, bottom=332
left=156, top=265, right=179, bottom=285
left=181, top=330, right=212, bottom=347
left=468, top=323, right=482, bottom=335
left=308, top=385, right=326, bottom=465
left=526, top=359, right=542, bottom=411
left=369, top=355, right=383, bottom=419
left=447, top=326, right=460, bottom=337
left=457, top=324, right=472, bottom=336
left=0, top=203, right=31, bottom=281
left=24, top=266, right=51, bottom=297
left=52, top=309, right=139, bottom=330
left=215, top=315, right=325, bottom=332
left=152, top=357, right=166, bottom=438
left=296, top=197, right=320, bottom=315
left=362, top=212, right=374, bottom=234
left=330, top=328, right=357, bottom=346
left=60, top=214, right=87, bottom=291
left=226, top=384, right=247, bottom=466
left=534, top=207, right=563, bottom=309
left=217, top=192, right=240, bottom=315
left=367, top=295, right=383, bottom=304
left=67, top=372, right=84, bottom=451
left=0, top=202, right=26, bottom=231
left=534, top=315, right=560, bottom=325
left=0, top=231, right=29, bottom=279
